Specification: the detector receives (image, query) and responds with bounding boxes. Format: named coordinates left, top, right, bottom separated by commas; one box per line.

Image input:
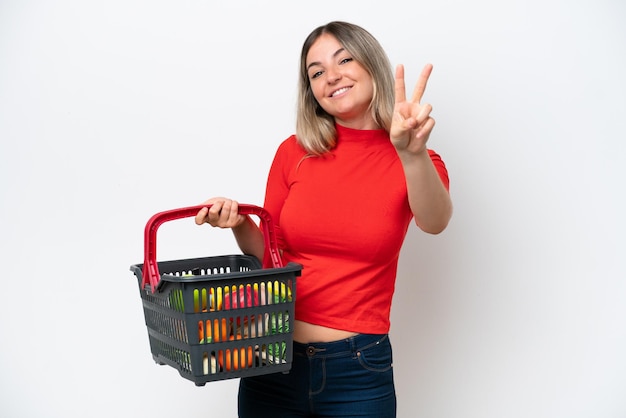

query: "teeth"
left=331, top=87, right=350, bottom=97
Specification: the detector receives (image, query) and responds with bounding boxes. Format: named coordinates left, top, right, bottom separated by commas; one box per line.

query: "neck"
left=334, top=115, right=379, bottom=130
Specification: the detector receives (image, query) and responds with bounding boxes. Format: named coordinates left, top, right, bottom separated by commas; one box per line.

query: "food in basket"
left=221, top=280, right=292, bottom=310
left=218, top=344, right=254, bottom=372
left=198, top=318, right=230, bottom=343
left=223, top=284, right=259, bottom=309
left=267, top=311, right=290, bottom=362
left=168, top=289, right=185, bottom=312
left=203, top=353, right=218, bottom=375
left=193, top=288, right=209, bottom=312
left=272, top=281, right=292, bottom=304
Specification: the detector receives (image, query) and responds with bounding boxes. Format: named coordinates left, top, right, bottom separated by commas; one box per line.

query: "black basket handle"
left=141, top=204, right=282, bottom=292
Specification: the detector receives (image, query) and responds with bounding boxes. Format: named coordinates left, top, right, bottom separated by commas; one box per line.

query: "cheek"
left=309, top=82, right=325, bottom=103
left=309, top=84, right=331, bottom=113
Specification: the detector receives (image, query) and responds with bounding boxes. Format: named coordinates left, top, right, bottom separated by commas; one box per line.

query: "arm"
left=195, top=139, right=295, bottom=266
left=390, top=64, right=453, bottom=234
left=195, top=198, right=265, bottom=261
left=397, top=148, right=452, bottom=234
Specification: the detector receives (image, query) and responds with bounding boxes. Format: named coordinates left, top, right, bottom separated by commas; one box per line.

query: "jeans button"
left=306, top=346, right=315, bottom=356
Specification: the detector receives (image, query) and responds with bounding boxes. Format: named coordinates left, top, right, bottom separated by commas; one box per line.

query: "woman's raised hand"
left=194, top=197, right=246, bottom=229
left=390, top=63, right=436, bottom=155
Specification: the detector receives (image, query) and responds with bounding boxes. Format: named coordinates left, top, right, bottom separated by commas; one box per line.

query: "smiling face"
left=305, top=33, right=377, bottom=130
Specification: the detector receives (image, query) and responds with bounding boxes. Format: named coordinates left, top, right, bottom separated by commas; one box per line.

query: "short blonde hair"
left=296, top=21, right=395, bottom=155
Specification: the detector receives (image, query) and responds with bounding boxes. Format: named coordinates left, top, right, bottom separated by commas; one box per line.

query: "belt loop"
left=349, top=335, right=358, bottom=358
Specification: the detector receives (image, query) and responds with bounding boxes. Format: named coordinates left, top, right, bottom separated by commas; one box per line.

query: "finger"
left=394, top=64, right=407, bottom=104
left=411, top=63, right=433, bottom=104
left=415, top=117, right=436, bottom=140
left=207, top=200, right=225, bottom=223
left=415, top=103, right=433, bottom=125
left=225, top=200, right=240, bottom=224
left=194, top=207, right=209, bottom=225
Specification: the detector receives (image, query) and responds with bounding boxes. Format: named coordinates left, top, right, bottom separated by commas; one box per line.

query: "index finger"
left=411, top=63, right=433, bottom=103
left=394, top=64, right=407, bottom=104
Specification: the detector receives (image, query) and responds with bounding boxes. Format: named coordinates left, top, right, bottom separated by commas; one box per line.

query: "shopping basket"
left=130, top=204, right=301, bottom=386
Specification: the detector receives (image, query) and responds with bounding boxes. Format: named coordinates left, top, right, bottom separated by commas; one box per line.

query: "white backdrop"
left=1, top=0, right=625, bottom=417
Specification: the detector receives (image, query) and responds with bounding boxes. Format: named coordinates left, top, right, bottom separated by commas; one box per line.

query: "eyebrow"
left=306, top=48, right=346, bottom=71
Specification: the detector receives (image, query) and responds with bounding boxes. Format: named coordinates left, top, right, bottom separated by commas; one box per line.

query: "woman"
left=196, top=21, right=452, bottom=418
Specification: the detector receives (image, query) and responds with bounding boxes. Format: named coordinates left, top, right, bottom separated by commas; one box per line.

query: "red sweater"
left=262, top=124, right=449, bottom=334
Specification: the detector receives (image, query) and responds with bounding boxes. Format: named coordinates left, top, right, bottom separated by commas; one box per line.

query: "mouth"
left=330, top=86, right=351, bottom=97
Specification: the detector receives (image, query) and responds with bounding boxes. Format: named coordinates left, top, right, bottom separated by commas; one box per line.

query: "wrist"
left=396, top=146, right=429, bottom=163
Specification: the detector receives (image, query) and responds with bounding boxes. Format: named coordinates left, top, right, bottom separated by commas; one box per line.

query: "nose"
left=326, top=66, right=341, bottom=84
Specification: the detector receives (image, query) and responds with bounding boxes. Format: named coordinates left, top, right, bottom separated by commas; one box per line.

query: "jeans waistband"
left=293, top=333, right=388, bottom=358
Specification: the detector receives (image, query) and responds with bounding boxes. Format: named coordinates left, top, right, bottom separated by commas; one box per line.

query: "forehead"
left=306, top=33, right=345, bottom=65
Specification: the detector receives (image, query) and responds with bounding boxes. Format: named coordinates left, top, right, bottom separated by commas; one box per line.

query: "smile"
left=330, top=87, right=351, bottom=97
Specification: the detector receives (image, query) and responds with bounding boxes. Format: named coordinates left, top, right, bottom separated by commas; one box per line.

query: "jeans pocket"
left=356, top=335, right=393, bottom=372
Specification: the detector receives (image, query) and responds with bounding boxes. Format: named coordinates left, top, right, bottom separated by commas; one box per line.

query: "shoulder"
left=268, top=134, right=307, bottom=175
left=278, top=134, right=304, bottom=151
left=274, top=135, right=307, bottom=160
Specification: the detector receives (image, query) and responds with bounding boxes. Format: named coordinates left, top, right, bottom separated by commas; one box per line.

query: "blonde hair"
left=296, top=21, right=395, bottom=155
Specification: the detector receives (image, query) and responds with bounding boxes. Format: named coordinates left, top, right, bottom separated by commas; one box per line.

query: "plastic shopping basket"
left=130, top=204, right=301, bottom=386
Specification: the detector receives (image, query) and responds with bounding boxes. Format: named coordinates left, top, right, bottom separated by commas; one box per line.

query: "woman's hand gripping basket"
left=130, top=204, right=301, bottom=386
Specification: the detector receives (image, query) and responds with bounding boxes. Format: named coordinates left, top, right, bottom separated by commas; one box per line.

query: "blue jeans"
left=238, top=333, right=396, bottom=417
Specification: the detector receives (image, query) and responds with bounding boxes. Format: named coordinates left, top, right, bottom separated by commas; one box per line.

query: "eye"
left=340, top=57, right=353, bottom=65
left=310, top=70, right=323, bottom=80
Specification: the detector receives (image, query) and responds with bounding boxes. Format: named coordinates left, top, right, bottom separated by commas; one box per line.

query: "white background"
left=1, top=0, right=625, bottom=417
